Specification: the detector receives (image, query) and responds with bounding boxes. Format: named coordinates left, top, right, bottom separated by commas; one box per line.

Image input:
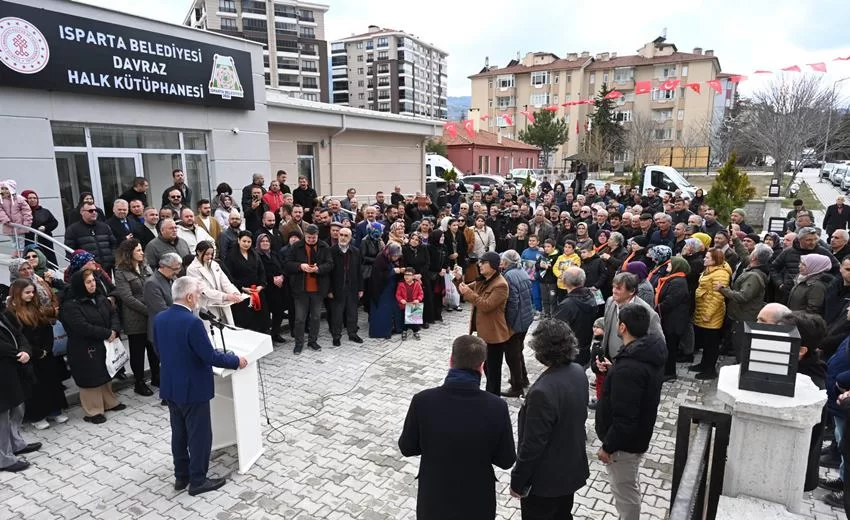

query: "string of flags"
left=443, top=53, right=850, bottom=138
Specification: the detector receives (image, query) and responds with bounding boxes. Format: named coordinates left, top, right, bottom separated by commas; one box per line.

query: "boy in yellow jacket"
left=553, top=240, right=581, bottom=298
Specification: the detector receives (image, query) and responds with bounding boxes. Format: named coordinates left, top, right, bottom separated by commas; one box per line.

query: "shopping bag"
left=405, top=302, right=424, bottom=325
left=52, top=321, right=68, bottom=357
left=444, top=272, right=460, bottom=308
left=104, top=338, right=130, bottom=378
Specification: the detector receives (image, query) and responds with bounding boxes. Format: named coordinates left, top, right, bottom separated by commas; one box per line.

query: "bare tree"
left=623, top=113, right=663, bottom=169
left=744, top=75, right=837, bottom=179
left=678, top=117, right=711, bottom=171
left=580, top=127, right=615, bottom=171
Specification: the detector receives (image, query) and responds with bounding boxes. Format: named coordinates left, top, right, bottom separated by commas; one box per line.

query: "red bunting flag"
left=479, top=114, right=489, bottom=120
left=808, top=62, right=827, bottom=72
left=635, top=81, right=652, bottom=95
left=544, top=105, right=559, bottom=112
left=835, top=56, right=850, bottom=61
left=604, top=90, right=624, bottom=100
left=444, top=122, right=457, bottom=139
left=660, top=79, right=680, bottom=91
left=462, top=119, right=476, bottom=138
left=520, top=111, right=535, bottom=124
left=685, top=82, right=701, bottom=94
left=781, top=65, right=801, bottom=72
left=707, top=80, right=722, bottom=93
left=561, top=102, right=574, bottom=107
left=754, top=70, right=773, bottom=74
left=502, top=114, right=513, bottom=126
left=728, top=75, right=746, bottom=84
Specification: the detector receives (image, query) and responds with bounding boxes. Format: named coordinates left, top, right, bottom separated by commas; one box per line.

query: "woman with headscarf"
left=67, top=192, right=105, bottom=225
left=655, top=257, right=691, bottom=381
left=619, top=235, right=653, bottom=273
left=594, top=229, right=611, bottom=253
left=403, top=232, right=433, bottom=328
left=359, top=223, right=384, bottom=315
left=647, top=245, right=673, bottom=288
left=214, top=194, right=240, bottom=230
left=428, top=229, right=448, bottom=323
left=223, top=231, right=269, bottom=334
left=368, top=242, right=405, bottom=339
left=255, top=233, right=286, bottom=343
left=556, top=215, right=576, bottom=246
left=575, top=221, right=590, bottom=244
left=625, top=261, right=655, bottom=307
left=688, top=248, right=732, bottom=380
left=63, top=250, right=115, bottom=298
left=387, top=220, right=407, bottom=248
left=20, top=190, right=58, bottom=266
left=788, top=254, right=833, bottom=314
left=59, top=269, right=124, bottom=424
left=9, top=258, right=57, bottom=318
left=689, top=188, right=705, bottom=214
left=23, top=246, right=48, bottom=279
left=0, top=180, right=33, bottom=255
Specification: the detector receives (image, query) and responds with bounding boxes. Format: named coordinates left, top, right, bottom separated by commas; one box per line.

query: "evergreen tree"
left=425, top=139, right=448, bottom=157
left=518, top=110, right=569, bottom=169
left=705, top=153, right=756, bottom=222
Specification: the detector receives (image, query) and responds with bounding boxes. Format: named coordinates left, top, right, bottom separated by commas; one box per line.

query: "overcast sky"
left=75, top=0, right=850, bottom=99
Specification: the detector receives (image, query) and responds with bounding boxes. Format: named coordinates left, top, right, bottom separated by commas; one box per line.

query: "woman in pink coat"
left=0, top=180, right=33, bottom=254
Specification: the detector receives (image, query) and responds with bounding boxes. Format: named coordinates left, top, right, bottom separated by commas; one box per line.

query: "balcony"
left=298, top=12, right=315, bottom=22
left=301, top=48, right=318, bottom=57
left=333, top=93, right=349, bottom=103
left=278, top=80, right=300, bottom=87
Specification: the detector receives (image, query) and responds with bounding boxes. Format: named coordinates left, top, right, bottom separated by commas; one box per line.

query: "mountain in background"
left=447, top=96, right=471, bottom=121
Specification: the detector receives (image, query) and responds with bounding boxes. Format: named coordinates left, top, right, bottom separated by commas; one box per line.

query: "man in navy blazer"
left=154, top=276, right=247, bottom=496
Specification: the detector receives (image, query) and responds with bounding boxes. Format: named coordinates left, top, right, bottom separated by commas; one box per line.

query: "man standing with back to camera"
left=155, top=277, right=248, bottom=496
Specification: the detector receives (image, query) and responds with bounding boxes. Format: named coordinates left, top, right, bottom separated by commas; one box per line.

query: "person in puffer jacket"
left=0, top=180, right=33, bottom=254
left=688, top=248, right=732, bottom=381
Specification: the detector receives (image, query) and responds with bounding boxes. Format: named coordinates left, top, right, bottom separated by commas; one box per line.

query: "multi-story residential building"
left=184, top=0, right=329, bottom=102
left=469, top=37, right=727, bottom=171
left=330, top=26, right=448, bottom=119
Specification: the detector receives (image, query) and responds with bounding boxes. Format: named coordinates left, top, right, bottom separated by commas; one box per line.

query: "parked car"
left=822, top=162, right=839, bottom=179
left=832, top=166, right=846, bottom=186
left=839, top=165, right=850, bottom=191
left=506, top=168, right=545, bottom=184
left=460, top=174, right=506, bottom=189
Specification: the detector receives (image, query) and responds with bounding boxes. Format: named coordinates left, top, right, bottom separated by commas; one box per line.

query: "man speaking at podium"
left=154, top=277, right=248, bottom=496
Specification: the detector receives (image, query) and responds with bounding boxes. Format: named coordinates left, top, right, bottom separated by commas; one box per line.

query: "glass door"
left=93, top=152, right=142, bottom=216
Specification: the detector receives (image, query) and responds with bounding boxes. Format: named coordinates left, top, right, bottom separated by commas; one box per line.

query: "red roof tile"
left=468, top=58, right=588, bottom=79
left=441, top=128, right=540, bottom=151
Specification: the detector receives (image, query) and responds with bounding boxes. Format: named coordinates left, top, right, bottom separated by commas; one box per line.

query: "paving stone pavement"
left=1, top=307, right=846, bottom=520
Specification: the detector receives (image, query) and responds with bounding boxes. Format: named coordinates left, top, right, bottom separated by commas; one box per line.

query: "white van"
left=641, top=165, right=697, bottom=200
left=425, top=154, right=463, bottom=183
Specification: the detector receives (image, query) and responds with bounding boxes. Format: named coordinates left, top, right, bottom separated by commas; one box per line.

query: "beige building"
left=184, top=0, right=330, bottom=102
left=331, top=26, right=448, bottom=119
left=469, top=37, right=724, bottom=171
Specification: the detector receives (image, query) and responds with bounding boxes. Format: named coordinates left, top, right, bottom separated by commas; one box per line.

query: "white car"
left=839, top=166, right=850, bottom=191
left=822, top=162, right=839, bottom=179
left=832, top=166, right=846, bottom=186
left=506, top=168, right=545, bottom=184
left=460, top=174, right=505, bottom=189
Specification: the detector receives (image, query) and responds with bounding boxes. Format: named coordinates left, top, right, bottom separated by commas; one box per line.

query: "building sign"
left=0, top=1, right=254, bottom=110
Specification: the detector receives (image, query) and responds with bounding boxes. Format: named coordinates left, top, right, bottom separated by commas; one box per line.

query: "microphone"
left=199, top=309, right=219, bottom=323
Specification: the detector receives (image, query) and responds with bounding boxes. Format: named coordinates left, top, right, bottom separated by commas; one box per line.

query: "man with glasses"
left=162, top=189, right=184, bottom=220
left=161, top=169, right=192, bottom=208
left=144, top=218, right=191, bottom=270
left=144, top=252, right=182, bottom=367
left=64, top=201, right=117, bottom=273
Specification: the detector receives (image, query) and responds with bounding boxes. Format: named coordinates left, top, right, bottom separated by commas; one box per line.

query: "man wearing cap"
left=284, top=224, right=333, bottom=355
left=824, top=196, right=850, bottom=242
left=457, top=251, right=512, bottom=396
left=730, top=208, right=754, bottom=235
left=769, top=226, right=839, bottom=304
left=786, top=199, right=805, bottom=222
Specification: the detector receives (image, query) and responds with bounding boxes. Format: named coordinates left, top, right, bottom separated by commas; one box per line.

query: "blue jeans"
left=836, top=416, right=846, bottom=481
left=168, top=401, right=212, bottom=487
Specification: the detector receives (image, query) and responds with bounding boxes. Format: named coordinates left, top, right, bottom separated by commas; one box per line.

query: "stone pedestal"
left=763, top=197, right=783, bottom=230
left=716, top=365, right=826, bottom=514
left=715, top=495, right=806, bottom=520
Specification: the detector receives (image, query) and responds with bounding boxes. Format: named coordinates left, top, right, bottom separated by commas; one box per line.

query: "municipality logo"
left=208, top=54, right=244, bottom=100
left=0, top=16, right=50, bottom=74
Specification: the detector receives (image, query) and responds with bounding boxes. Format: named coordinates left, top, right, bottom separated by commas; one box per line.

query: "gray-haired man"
left=499, top=250, right=533, bottom=397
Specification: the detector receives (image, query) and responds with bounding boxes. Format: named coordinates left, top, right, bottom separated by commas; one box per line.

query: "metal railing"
left=0, top=222, right=73, bottom=272
left=670, top=406, right=732, bottom=520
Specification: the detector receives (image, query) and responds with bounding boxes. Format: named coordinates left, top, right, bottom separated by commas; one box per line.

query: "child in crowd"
left=536, top=239, right=560, bottom=318
left=589, top=317, right=605, bottom=409
left=521, top=234, right=543, bottom=313
left=396, top=267, right=424, bottom=340
left=553, top=239, right=581, bottom=300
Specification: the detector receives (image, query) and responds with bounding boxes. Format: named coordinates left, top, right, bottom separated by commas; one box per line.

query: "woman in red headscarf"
left=20, top=190, right=59, bottom=266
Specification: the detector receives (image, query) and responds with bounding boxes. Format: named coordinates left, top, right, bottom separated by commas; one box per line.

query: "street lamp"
left=821, top=76, right=850, bottom=182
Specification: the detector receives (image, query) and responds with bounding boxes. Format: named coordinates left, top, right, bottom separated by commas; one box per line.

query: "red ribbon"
left=248, top=285, right=262, bottom=312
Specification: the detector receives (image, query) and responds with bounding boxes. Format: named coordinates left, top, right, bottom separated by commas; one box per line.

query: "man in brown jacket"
left=459, top=251, right=512, bottom=395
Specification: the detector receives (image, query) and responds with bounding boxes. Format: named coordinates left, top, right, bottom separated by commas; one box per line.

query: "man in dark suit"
left=106, top=199, right=135, bottom=245
left=824, top=196, right=850, bottom=242
left=398, top=335, right=516, bottom=520
left=154, top=276, right=247, bottom=496
left=510, top=319, right=589, bottom=519
left=328, top=227, right=363, bottom=346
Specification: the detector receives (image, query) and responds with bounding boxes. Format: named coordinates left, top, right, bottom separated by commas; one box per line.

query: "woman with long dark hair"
left=113, top=239, right=158, bottom=396
left=223, top=231, right=268, bottom=333
left=186, top=241, right=242, bottom=326
left=428, top=229, right=448, bottom=323
left=5, top=279, right=67, bottom=430
left=689, top=188, right=705, bottom=214
left=255, top=233, right=286, bottom=343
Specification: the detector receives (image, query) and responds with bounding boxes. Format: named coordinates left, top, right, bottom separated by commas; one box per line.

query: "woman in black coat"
left=256, top=232, right=285, bottom=342
left=359, top=224, right=383, bottom=315
left=655, top=257, right=692, bottom=380
left=21, top=190, right=59, bottom=266
left=428, top=230, right=448, bottom=323
left=403, top=232, right=433, bottom=327
left=223, top=231, right=269, bottom=333
left=0, top=309, right=37, bottom=472
left=59, top=269, right=123, bottom=424
left=5, top=279, right=67, bottom=430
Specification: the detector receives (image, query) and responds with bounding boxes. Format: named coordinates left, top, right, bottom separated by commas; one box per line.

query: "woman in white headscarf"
left=0, top=180, right=33, bottom=255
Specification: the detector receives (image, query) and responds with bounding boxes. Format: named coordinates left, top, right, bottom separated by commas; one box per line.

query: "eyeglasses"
left=170, top=195, right=182, bottom=199
left=25, top=254, right=37, bottom=259
left=83, top=209, right=98, bottom=213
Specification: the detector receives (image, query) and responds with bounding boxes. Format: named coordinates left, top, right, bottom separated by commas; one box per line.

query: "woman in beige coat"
left=185, top=241, right=242, bottom=325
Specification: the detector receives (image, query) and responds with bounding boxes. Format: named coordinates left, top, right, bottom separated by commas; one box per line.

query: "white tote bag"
left=104, top=338, right=130, bottom=379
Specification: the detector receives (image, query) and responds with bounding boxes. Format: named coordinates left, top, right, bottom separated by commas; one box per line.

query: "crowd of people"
left=2, top=169, right=850, bottom=516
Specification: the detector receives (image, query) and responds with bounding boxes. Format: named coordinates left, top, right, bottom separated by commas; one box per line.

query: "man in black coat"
left=595, top=303, right=666, bottom=520
left=399, top=335, right=516, bottom=520
left=283, top=225, right=333, bottom=354
left=160, top=169, right=193, bottom=208
left=292, top=176, right=318, bottom=223
left=64, top=202, right=117, bottom=273
left=119, top=177, right=149, bottom=207
left=830, top=230, right=850, bottom=263
left=105, top=199, right=135, bottom=246
left=554, top=267, right=598, bottom=366
left=0, top=312, right=38, bottom=472
left=510, top=319, right=589, bottom=518
left=328, top=228, right=364, bottom=346
left=240, top=173, right=266, bottom=215
left=824, top=196, right=850, bottom=241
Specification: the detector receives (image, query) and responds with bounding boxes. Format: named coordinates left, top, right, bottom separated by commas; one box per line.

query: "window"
left=357, top=55, right=363, bottom=62
left=478, top=155, right=490, bottom=173
left=653, top=128, right=673, bottom=140
left=651, top=89, right=676, bottom=101
left=682, top=65, right=689, bottom=76
left=378, top=102, right=390, bottom=112
left=300, top=43, right=317, bottom=56
left=566, top=74, right=571, bottom=83
left=357, top=80, right=364, bottom=87
left=241, top=0, right=265, bottom=14
left=298, top=9, right=314, bottom=22
left=278, top=74, right=299, bottom=87
left=488, top=78, right=493, bottom=88
left=330, top=56, right=347, bottom=67
left=603, top=72, right=609, bottom=83
left=275, top=22, right=297, bottom=34
left=677, top=109, right=685, bottom=121
left=297, top=143, right=316, bottom=185
left=303, top=77, right=318, bottom=89
left=497, top=75, right=515, bottom=88
left=242, top=18, right=267, bottom=32
left=553, top=95, right=558, bottom=104
left=278, top=57, right=298, bottom=70
left=531, top=71, right=549, bottom=86
left=496, top=115, right=512, bottom=127
left=377, top=51, right=388, bottom=60
left=554, top=73, right=559, bottom=84
left=274, top=4, right=296, bottom=17
left=676, top=130, right=682, bottom=140
left=530, top=93, right=549, bottom=106
left=615, top=110, right=632, bottom=122
left=302, top=93, right=319, bottom=102
left=302, top=60, right=318, bottom=72
left=652, top=109, right=673, bottom=122
left=356, top=42, right=363, bottom=49
left=495, top=157, right=502, bottom=173
left=589, top=73, right=595, bottom=85
left=614, top=68, right=634, bottom=83
left=656, top=65, right=677, bottom=79
left=357, top=67, right=363, bottom=74
left=276, top=39, right=298, bottom=52
left=488, top=99, right=493, bottom=108
left=366, top=40, right=374, bottom=50
left=220, top=18, right=237, bottom=31
left=496, top=96, right=515, bottom=109
left=300, top=27, right=315, bottom=38
left=218, top=0, right=236, bottom=13
left=377, top=64, right=389, bottom=74
left=378, top=37, right=388, bottom=47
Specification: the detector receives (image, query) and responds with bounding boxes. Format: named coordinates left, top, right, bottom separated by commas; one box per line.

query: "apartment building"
left=330, top=26, right=448, bottom=119
left=184, top=0, right=329, bottom=102
left=469, top=37, right=725, bottom=171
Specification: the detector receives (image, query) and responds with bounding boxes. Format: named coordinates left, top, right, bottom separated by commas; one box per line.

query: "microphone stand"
left=203, top=312, right=230, bottom=354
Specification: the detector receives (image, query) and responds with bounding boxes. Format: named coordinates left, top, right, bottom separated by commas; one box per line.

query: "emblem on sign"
left=208, top=53, right=244, bottom=100
left=0, top=16, right=49, bottom=74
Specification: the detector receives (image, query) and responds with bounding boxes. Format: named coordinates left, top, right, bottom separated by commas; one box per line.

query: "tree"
left=743, top=75, right=837, bottom=179
left=589, top=84, right=624, bottom=155
left=425, top=138, right=447, bottom=157
left=518, top=110, right=569, bottom=170
left=704, top=153, right=756, bottom=222
left=623, top=113, right=662, bottom=170
left=678, top=117, right=710, bottom=171
left=580, top=127, right=615, bottom=172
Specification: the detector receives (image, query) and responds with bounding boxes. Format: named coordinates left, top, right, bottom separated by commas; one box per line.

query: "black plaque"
left=0, top=0, right=255, bottom=109
left=739, top=322, right=800, bottom=397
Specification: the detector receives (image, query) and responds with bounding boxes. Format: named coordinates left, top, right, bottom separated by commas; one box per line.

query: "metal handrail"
left=5, top=222, right=74, bottom=254
left=670, top=424, right=711, bottom=520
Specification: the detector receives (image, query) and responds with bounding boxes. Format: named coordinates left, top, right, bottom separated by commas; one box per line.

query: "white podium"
left=209, top=326, right=273, bottom=474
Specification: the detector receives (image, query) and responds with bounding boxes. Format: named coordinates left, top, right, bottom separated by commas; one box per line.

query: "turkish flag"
left=660, top=79, right=680, bottom=91
left=463, top=119, right=476, bottom=138
left=480, top=114, right=489, bottom=120
left=754, top=70, right=772, bottom=74
left=521, top=111, right=536, bottom=124
left=604, top=90, right=623, bottom=100
left=707, top=80, right=722, bottom=93
left=444, top=122, right=457, bottom=139
left=685, top=82, right=701, bottom=94
left=503, top=114, right=513, bottom=126
left=635, top=81, right=652, bottom=95
left=544, top=105, right=559, bottom=112
left=808, top=62, right=827, bottom=72
left=729, top=75, right=746, bottom=83
left=561, top=102, right=574, bottom=107
left=781, top=65, right=801, bottom=72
